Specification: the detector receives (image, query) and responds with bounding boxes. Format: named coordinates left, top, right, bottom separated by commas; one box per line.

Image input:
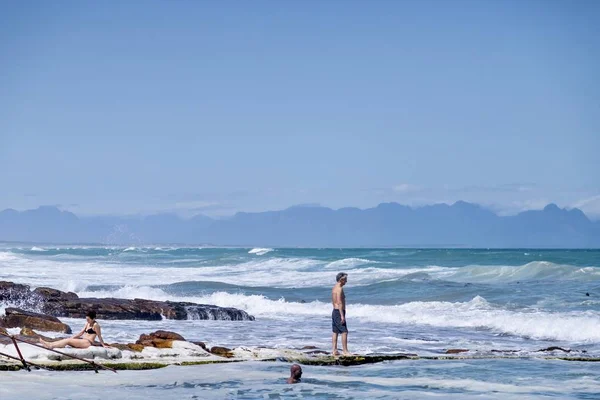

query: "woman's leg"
left=41, top=338, right=91, bottom=349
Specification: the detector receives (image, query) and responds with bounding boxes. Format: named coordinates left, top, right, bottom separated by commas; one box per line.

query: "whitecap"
left=248, top=248, right=273, bottom=256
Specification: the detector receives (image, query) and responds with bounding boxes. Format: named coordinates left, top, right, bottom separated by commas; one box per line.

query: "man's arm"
left=333, top=288, right=345, bottom=322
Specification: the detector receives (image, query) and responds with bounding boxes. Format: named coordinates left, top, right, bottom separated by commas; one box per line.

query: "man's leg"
left=332, top=332, right=339, bottom=355
left=341, top=332, right=349, bottom=355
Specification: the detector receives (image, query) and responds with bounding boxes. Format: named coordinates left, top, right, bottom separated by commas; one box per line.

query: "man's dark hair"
left=336, top=272, right=348, bottom=282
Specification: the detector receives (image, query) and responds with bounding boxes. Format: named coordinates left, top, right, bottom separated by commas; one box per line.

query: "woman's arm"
left=95, top=324, right=110, bottom=348
left=72, top=326, right=85, bottom=339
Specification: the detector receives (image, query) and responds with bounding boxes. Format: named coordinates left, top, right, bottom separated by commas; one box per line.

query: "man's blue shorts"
left=332, top=309, right=348, bottom=334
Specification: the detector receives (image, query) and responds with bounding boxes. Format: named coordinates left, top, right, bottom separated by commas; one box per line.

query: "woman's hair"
left=86, top=310, right=97, bottom=320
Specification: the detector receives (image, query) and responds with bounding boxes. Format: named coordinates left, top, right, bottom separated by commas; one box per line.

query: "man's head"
left=290, top=364, right=302, bottom=380
left=336, top=272, right=348, bottom=286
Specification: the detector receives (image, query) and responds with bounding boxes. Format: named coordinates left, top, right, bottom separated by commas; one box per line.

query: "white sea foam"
left=65, top=285, right=600, bottom=343
left=441, top=261, right=600, bottom=283
left=0, top=251, right=448, bottom=289
left=248, top=248, right=273, bottom=255
left=324, top=257, right=379, bottom=269
left=122, top=247, right=138, bottom=252
left=30, top=246, right=46, bottom=251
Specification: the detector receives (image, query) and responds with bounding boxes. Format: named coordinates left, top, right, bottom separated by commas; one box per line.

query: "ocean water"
left=1, top=245, right=600, bottom=399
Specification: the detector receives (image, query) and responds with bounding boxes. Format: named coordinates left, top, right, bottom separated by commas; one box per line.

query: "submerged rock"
left=445, top=349, right=469, bottom=354
left=210, top=346, right=234, bottom=358
left=536, top=346, right=571, bottom=353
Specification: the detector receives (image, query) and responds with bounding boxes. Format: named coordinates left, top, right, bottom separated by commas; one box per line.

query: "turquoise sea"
left=1, top=246, right=599, bottom=399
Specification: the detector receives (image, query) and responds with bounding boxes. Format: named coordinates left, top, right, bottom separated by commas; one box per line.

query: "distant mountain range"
left=1, top=202, right=599, bottom=247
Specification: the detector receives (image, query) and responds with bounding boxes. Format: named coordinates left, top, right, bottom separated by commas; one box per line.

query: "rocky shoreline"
left=2, top=280, right=598, bottom=373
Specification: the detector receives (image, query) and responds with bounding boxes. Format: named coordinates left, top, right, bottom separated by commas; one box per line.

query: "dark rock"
left=149, top=330, right=185, bottom=341
left=0, top=281, right=31, bottom=301
left=185, top=304, right=255, bottom=321
left=445, top=349, right=469, bottom=354
left=3, top=308, right=72, bottom=333
left=537, top=346, right=571, bottom=353
left=33, top=287, right=78, bottom=301
left=210, top=346, right=234, bottom=358
left=305, top=350, right=330, bottom=355
left=192, top=341, right=207, bottom=351
left=0, top=281, right=43, bottom=310
left=0, top=281, right=255, bottom=321
left=301, top=346, right=318, bottom=350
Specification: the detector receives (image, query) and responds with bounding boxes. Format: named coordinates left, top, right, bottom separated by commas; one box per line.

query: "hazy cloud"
left=393, top=184, right=422, bottom=193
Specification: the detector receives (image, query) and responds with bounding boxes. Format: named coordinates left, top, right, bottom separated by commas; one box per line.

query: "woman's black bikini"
left=85, top=325, right=97, bottom=335
left=80, top=322, right=97, bottom=343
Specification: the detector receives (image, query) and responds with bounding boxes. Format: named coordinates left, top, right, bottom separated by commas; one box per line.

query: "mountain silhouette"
left=0, top=202, right=598, bottom=247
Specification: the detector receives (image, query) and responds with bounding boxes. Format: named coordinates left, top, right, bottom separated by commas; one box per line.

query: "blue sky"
left=1, top=1, right=599, bottom=218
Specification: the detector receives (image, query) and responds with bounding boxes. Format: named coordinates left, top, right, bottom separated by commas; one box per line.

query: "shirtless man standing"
left=331, top=272, right=350, bottom=356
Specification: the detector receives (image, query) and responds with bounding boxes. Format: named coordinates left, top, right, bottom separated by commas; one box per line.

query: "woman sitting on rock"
left=40, top=310, right=110, bottom=349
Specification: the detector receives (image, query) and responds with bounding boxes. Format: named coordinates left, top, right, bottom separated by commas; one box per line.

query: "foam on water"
left=0, top=251, right=450, bottom=289
left=71, top=283, right=600, bottom=343
left=324, top=257, right=380, bottom=269
left=248, top=247, right=274, bottom=255
left=443, top=261, right=600, bottom=283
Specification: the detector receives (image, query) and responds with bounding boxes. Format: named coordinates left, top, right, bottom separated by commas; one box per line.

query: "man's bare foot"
left=332, top=351, right=339, bottom=357
left=342, top=351, right=353, bottom=356
left=39, top=338, right=52, bottom=349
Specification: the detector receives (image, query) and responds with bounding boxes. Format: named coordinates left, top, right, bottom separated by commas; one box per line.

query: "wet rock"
left=109, top=343, right=144, bottom=352
left=136, top=331, right=185, bottom=349
left=301, top=346, right=318, bottom=350
left=0, top=281, right=255, bottom=321
left=34, top=287, right=78, bottom=302
left=0, top=281, right=31, bottom=301
left=445, top=349, right=469, bottom=354
left=149, top=330, right=185, bottom=341
left=210, top=346, right=234, bottom=358
left=153, top=339, right=175, bottom=349
left=108, top=343, right=131, bottom=351
left=537, top=346, right=571, bottom=353
left=0, top=281, right=42, bottom=310
left=305, top=350, right=330, bottom=355
left=192, top=341, right=207, bottom=351
left=128, top=344, right=145, bottom=352
left=2, top=308, right=72, bottom=333
left=185, top=304, right=255, bottom=321
left=51, top=298, right=254, bottom=321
